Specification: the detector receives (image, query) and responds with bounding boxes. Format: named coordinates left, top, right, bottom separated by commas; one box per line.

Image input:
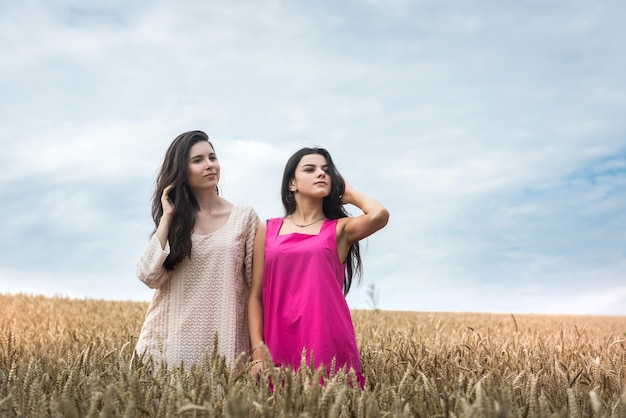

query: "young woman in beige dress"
left=134, top=130, right=259, bottom=368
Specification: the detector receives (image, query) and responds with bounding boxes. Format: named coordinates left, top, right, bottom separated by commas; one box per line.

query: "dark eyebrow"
left=190, top=152, right=216, bottom=160
left=301, top=164, right=329, bottom=169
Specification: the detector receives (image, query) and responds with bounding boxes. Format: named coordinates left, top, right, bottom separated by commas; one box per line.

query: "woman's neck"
left=194, top=189, right=224, bottom=214
left=290, top=200, right=325, bottom=223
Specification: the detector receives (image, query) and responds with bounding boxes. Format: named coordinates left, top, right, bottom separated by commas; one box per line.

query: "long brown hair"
left=151, top=130, right=216, bottom=270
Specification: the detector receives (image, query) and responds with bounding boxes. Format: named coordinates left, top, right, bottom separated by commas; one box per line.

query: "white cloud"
left=2, top=120, right=168, bottom=182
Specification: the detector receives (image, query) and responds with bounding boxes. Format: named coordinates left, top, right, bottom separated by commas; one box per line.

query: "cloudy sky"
left=1, top=0, right=625, bottom=315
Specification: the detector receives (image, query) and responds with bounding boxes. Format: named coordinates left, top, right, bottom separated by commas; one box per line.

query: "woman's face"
left=291, top=153, right=332, bottom=198
left=186, top=141, right=220, bottom=192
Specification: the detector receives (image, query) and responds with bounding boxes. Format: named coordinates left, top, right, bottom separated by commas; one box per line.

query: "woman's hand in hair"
left=337, top=181, right=389, bottom=245
left=154, top=184, right=175, bottom=250
left=161, top=184, right=175, bottom=216
left=341, top=180, right=354, bottom=205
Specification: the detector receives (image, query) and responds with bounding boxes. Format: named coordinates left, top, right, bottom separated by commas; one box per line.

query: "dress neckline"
left=276, top=217, right=329, bottom=237
left=192, top=206, right=235, bottom=237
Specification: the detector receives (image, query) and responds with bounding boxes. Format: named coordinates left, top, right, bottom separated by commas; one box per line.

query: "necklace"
left=289, top=216, right=325, bottom=228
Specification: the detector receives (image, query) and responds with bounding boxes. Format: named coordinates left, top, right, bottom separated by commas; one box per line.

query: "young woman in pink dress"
left=248, top=147, right=389, bottom=387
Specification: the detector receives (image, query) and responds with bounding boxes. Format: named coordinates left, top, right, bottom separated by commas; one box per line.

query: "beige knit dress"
left=134, top=205, right=259, bottom=368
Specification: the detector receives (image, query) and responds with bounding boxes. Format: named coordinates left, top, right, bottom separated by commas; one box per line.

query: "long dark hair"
left=152, top=130, right=216, bottom=270
left=281, top=147, right=362, bottom=295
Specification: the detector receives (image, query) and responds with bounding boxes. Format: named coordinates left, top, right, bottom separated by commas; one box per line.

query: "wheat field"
left=1, top=293, right=624, bottom=417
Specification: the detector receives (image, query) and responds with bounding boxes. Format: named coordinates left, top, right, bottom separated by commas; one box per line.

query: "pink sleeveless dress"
left=262, top=217, right=364, bottom=386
